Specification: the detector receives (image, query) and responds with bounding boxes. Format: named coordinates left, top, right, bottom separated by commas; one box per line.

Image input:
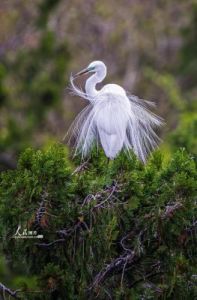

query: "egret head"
left=74, top=60, right=106, bottom=78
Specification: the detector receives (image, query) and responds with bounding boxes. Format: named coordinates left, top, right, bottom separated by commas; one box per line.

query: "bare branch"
left=72, top=159, right=90, bottom=175
left=0, top=282, right=21, bottom=299
left=0, top=283, right=47, bottom=299
left=35, top=238, right=66, bottom=248
left=161, top=202, right=183, bottom=219
left=88, top=251, right=138, bottom=291
left=35, top=222, right=82, bottom=248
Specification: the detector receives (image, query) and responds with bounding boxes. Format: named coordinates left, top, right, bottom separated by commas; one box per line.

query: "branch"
left=82, top=181, right=123, bottom=210
left=93, top=181, right=118, bottom=209
left=35, top=222, right=82, bottom=248
left=0, top=282, right=21, bottom=299
left=0, top=283, right=47, bottom=299
left=161, top=202, right=183, bottom=219
left=88, top=250, right=139, bottom=291
left=72, top=159, right=90, bottom=175
left=35, top=238, right=66, bottom=248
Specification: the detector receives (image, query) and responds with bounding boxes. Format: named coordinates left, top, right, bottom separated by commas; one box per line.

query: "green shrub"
left=0, top=144, right=196, bottom=299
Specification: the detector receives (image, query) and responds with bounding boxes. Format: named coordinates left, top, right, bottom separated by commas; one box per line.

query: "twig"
left=88, top=251, right=138, bottom=291
left=72, top=159, right=90, bottom=175
left=81, top=181, right=122, bottom=212
left=94, top=181, right=118, bottom=209
left=161, top=202, right=183, bottom=219
left=35, top=238, right=65, bottom=248
left=0, top=282, right=21, bottom=299
left=35, top=222, right=82, bottom=248
left=0, top=283, right=48, bottom=300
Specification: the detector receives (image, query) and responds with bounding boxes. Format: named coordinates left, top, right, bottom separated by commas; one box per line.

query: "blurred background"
left=0, top=0, right=196, bottom=171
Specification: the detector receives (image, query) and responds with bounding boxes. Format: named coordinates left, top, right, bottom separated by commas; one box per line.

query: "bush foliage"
left=0, top=144, right=196, bottom=299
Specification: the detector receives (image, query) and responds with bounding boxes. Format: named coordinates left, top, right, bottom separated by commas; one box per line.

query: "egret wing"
left=125, top=94, right=164, bottom=162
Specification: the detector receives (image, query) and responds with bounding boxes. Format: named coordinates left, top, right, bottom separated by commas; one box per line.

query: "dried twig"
left=93, top=181, right=118, bottom=209
left=35, top=222, right=82, bottom=248
left=35, top=238, right=66, bottom=248
left=0, top=282, right=21, bottom=299
left=0, top=283, right=47, bottom=299
left=81, top=181, right=123, bottom=212
left=72, top=159, right=90, bottom=175
left=88, top=251, right=138, bottom=291
left=161, top=202, right=183, bottom=219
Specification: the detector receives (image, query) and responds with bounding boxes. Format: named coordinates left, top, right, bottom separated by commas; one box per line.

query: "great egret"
left=67, top=60, right=163, bottom=162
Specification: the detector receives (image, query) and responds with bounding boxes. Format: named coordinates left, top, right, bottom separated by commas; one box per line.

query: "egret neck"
left=85, top=64, right=107, bottom=97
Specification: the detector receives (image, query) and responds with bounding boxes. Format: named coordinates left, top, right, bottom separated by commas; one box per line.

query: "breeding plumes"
left=67, top=61, right=164, bottom=162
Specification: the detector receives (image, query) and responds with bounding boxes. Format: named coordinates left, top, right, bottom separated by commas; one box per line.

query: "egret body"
left=68, top=61, right=163, bottom=162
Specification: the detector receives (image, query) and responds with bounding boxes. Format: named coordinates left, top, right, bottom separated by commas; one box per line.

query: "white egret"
left=67, top=60, right=163, bottom=162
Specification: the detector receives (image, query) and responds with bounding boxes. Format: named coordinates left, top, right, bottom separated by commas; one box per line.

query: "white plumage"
left=67, top=60, right=163, bottom=162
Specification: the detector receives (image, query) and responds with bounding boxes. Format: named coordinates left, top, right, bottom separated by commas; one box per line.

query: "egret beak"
left=74, top=68, right=90, bottom=78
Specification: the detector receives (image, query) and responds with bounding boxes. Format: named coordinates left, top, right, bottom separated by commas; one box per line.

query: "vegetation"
left=0, top=145, right=196, bottom=299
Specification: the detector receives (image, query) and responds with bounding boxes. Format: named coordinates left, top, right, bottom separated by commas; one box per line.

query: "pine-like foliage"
left=0, top=144, right=196, bottom=299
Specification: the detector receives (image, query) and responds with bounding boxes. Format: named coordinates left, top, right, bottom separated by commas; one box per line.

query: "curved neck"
left=85, top=67, right=107, bottom=98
